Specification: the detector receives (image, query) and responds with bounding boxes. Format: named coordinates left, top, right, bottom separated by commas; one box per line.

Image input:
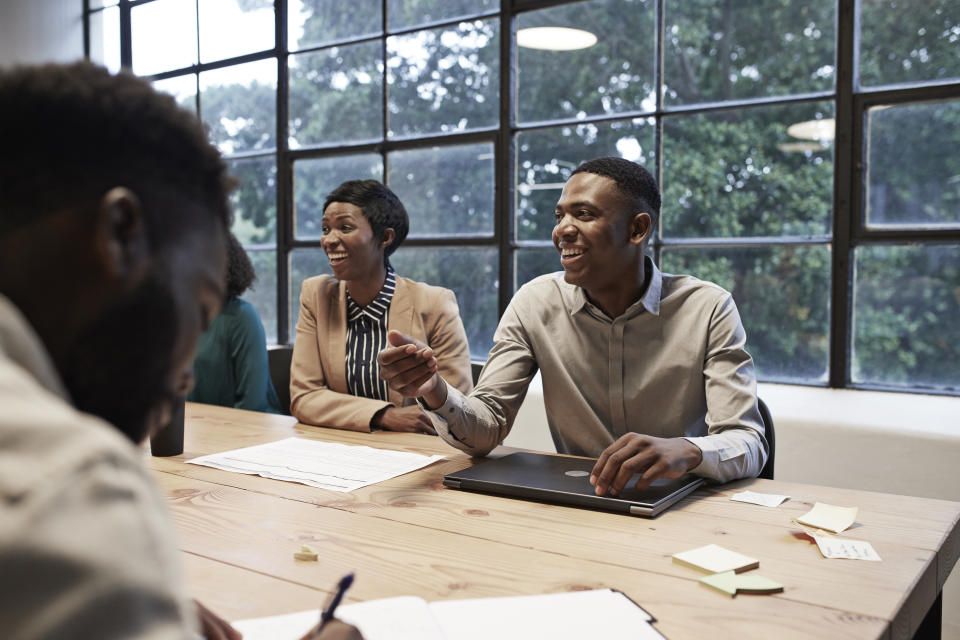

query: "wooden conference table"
left=147, top=403, right=959, bottom=640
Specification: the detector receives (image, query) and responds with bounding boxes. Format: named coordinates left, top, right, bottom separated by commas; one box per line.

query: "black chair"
left=757, top=397, right=776, bottom=480
left=267, top=345, right=294, bottom=415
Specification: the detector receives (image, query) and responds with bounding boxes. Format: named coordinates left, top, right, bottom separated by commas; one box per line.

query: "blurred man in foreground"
left=0, top=62, right=358, bottom=640
left=379, top=157, right=767, bottom=496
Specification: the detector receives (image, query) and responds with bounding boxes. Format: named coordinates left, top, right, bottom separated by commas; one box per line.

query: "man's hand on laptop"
left=378, top=330, right=448, bottom=408
left=589, top=434, right=703, bottom=496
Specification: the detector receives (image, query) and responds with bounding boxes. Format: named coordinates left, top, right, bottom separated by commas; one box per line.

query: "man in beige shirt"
left=379, top=157, right=768, bottom=497
left=0, top=63, right=358, bottom=640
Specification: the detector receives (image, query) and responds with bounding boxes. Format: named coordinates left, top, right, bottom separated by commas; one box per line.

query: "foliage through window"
left=84, top=0, right=960, bottom=393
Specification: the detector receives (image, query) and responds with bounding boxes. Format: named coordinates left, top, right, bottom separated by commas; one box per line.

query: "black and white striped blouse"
left=344, top=268, right=396, bottom=401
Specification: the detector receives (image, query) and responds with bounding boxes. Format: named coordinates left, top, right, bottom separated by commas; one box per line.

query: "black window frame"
left=82, top=0, right=960, bottom=395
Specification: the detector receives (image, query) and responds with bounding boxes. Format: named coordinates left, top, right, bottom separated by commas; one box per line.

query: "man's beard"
left=61, top=273, right=179, bottom=444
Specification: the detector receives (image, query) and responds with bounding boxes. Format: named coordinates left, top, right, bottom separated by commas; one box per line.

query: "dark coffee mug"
left=150, top=396, right=185, bottom=457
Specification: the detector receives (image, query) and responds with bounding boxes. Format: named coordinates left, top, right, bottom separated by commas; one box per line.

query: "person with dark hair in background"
left=0, top=62, right=359, bottom=640
left=290, top=179, right=472, bottom=434
left=379, top=157, right=768, bottom=495
left=188, top=232, right=282, bottom=413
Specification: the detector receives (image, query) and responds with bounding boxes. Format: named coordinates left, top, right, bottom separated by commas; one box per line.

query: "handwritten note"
left=731, top=490, right=790, bottom=507
left=796, top=502, right=858, bottom=534
left=187, top=437, right=445, bottom=492
left=813, top=535, right=882, bottom=561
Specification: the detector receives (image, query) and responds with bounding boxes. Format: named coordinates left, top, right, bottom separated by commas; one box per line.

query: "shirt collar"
left=0, top=293, right=70, bottom=402
left=561, top=255, right=663, bottom=319
left=346, top=267, right=396, bottom=322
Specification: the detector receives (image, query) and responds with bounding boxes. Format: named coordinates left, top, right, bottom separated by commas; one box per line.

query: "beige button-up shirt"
left=428, top=260, right=768, bottom=483
left=0, top=294, right=197, bottom=639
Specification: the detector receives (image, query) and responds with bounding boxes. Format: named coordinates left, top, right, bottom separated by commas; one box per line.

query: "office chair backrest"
left=268, top=345, right=294, bottom=415
left=758, top=397, right=775, bottom=480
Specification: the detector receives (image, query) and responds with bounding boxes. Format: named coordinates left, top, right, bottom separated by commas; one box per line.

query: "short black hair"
left=0, top=62, right=231, bottom=243
left=323, top=180, right=409, bottom=262
left=571, top=157, right=661, bottom=228
left=225, top=233, right=256, bottom=299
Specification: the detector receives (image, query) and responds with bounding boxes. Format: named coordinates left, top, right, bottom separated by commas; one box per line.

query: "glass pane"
left=199, top=0, right=275, bottom=63
left=290, top=0, right=381, bottom=50
left=661, top=245, right=831, bottom=383
left=391, top=247, right=498, bottom=359
left=866, top=100, right=960, bottom=228
left=88, top=7, right=121, bottom=74
left=516, top=118, right=655, bottom=241
left=662, top=101, right=834, bottom=238
left=200, top=59, right=277, bottom=154
left=152, top=75, right=197, bottom=114
left=293, top=154, right=384, bottom=240
left=860, top=0, right=960, bottom=86
left=853, top=244, right=960, bottom=391
left=517, top=0, right=655, bottom=123
left=664, top=0, right=835, bottom=105
left=289, top=41, right=384, bottom=148
left=388, top=143, right=494, bottom=237
left=246, top=249, right=277, bottom=344
left=387, top=19, right=499, bottom=138
left=290, top=248, right=333, bottom=339
left=388, top=0, right=497, bottom=31
left=228, top=157, right=277, bottom=246
left=89, top=0, right=118, bottom=6
left=132, top=0, right=198, bottom=76
left=516, top=247, right=561, bottom=289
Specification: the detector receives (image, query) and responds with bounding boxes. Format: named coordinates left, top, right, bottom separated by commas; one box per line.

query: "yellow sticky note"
left=796, top=502, right=858, bottom=534
left=700, top=570, right=784, bottom=597
left=672, top=544, right=759, bottom=574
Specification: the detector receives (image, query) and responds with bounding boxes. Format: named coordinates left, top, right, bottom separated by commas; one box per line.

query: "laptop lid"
left=443, top=452, right=703, bottom=517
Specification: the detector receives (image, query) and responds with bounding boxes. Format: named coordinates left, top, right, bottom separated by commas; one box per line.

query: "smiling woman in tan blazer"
left=290, top=180, right=472, bottom=433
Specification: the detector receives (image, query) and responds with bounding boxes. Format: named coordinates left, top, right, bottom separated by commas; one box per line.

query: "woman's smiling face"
left=320, top=202, right=386, bottom=283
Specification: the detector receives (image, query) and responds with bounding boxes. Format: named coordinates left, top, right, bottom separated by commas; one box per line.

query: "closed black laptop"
left=443, top=451, right=703, bottom=517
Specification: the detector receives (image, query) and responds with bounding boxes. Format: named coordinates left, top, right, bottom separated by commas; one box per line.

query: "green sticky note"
left=700, top=570, right=784, bottom=597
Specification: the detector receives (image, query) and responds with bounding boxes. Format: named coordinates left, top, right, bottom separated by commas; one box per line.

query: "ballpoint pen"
left=315, top=572, right=355, bottom=637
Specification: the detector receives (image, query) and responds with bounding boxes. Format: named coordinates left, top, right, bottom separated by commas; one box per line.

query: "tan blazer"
left=290, top=274, right=473, bottom=431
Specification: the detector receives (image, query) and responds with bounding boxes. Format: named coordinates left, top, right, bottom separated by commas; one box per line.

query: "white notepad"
left=233, top=589, right=665, bottom=640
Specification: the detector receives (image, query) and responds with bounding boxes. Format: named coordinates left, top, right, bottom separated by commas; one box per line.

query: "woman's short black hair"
left=225, top=233, right=256, bottom=299
left=323, top=180, right=409, bottom=262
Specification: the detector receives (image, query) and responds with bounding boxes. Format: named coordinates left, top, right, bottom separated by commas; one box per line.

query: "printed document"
left=186, top=437, right=445, bottom=492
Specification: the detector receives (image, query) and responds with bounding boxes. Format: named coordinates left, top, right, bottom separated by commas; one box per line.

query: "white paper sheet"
left=186, top=437, right=445, bottom=492
left=813, top=534, right=882, bottom=561
left=730, top=490, right=790, bottom=507
left=233, top=589, right=664, bottom=640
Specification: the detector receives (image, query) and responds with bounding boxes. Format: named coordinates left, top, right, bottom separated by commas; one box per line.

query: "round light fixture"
left=786, top=118, right=835, bottom=141
left=516, top=27, right=598, bottom=51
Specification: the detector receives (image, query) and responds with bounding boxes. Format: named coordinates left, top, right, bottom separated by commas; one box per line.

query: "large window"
left=85, top=0, right=960, bottom=394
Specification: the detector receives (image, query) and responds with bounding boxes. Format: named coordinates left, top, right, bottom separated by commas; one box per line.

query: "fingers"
left=590, top=434, right=654, bottom=496
left=387, top=329, right=426, bottom=349
left=195, top=600, right=242, bottom=640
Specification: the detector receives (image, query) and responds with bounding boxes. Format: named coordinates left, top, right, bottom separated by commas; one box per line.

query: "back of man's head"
left=0, top=61, right=231, bottom=242
left=0, top=62, right=233, bottom=442
left=571, top=156, right=661, bottom=228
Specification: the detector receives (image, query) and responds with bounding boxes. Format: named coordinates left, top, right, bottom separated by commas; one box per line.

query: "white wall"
left=0, top=0, right=83, bottom=66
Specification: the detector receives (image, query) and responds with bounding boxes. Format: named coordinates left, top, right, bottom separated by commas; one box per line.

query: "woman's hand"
left=372, top=405, right=436, bottom=435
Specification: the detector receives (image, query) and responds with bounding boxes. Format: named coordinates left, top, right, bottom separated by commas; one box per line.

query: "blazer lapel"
left=326, top=279, right=348, bottom=393
left=386, top=277, right=415, bottom=406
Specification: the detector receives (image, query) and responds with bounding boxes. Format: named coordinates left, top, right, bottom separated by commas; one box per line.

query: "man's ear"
left=629, top=212, right=652, bottom=245
left=93, top=187, right=150, bottom=283
left=380, top=227, right=396, bottom=250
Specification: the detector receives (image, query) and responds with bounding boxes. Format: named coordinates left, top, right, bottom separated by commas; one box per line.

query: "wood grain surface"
left=146, top=403, right=960, bottom=640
